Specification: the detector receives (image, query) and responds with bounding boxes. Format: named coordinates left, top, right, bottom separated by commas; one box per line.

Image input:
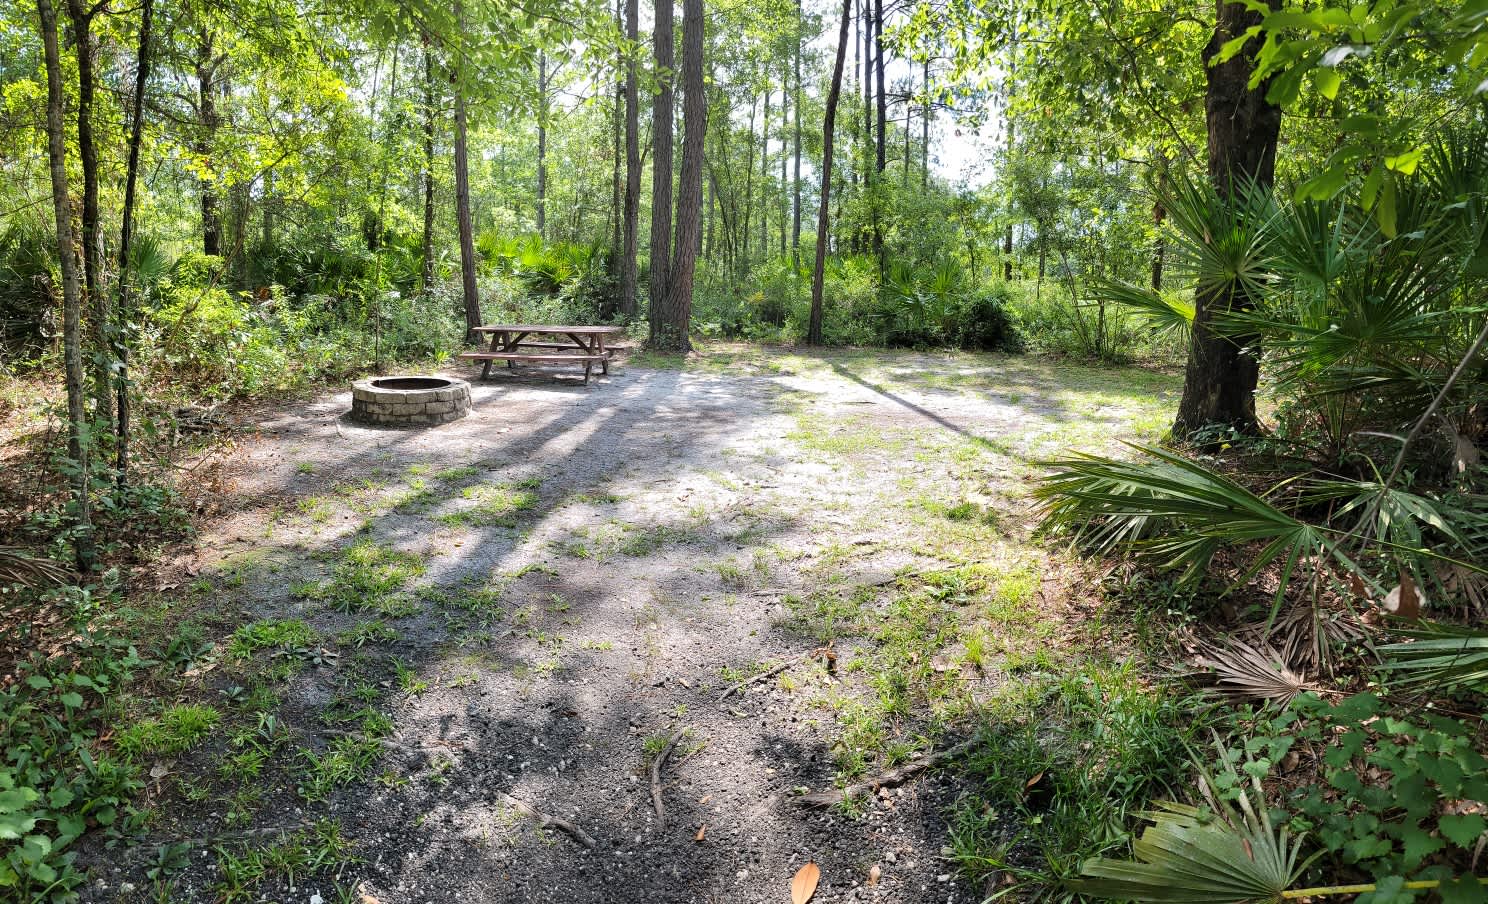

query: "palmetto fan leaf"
left=1378, top=622, right=1488, bottom=692
left=1195, top=638, right=1313, bottom=704
left=1035, top=444, right=1350, bottom=605
left=0, top=547, right=71, bottom=588
left=1070, top=795, right=1310, bottom=904
left=1087, top=277, right=1194, bottom=339
left=1160, top=173, right=1278, bottom=301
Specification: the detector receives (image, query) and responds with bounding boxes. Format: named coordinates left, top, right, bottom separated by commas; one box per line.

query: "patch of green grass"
left=227, top=618, right=317, bottom=660
left=296, top=541, right=426, bottom=616
left=116, top=704, right=221, bottom=760
left=295, top=461, right=316, bottom=475
left=213, top=820, right=358, bottom=902
left=295, top=736, right=384, bottom=802
left=437, top=479, right=542, bottom=528
left=618, top=523, right=697, bottom=557
left=946, top=663, right=1205, bottom=895
left=434, top=464, right=481, bottom=480
left=337, top=620, right=398, bottom=648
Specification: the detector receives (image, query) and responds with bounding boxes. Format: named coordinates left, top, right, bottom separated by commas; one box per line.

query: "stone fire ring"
left=350, top=376, right=471, bottom=427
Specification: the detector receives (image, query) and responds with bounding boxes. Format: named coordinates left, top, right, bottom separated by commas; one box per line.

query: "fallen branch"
left=498, top=791, right=596, bottom=848
left=720, top=651, right=816, bottom=701
left=796, top=740, right=975, bottom=809
left=650, top=729, right=685, bottom=827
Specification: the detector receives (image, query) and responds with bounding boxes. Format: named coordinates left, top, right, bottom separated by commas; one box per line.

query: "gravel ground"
left=75, top=347, right=1178, bottom=904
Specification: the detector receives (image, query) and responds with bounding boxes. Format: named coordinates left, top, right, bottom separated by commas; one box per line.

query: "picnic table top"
left=473, top=324, right=625, bottom=334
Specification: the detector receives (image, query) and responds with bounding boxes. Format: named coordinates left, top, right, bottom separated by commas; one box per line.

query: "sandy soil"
left=75, top=347, right=1178, bottom=904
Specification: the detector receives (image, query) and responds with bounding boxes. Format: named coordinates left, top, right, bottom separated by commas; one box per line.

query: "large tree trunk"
left=116, top=0, right=154, bottom=491
left=808, top=0, right=852, bottom=346
left=655, top=0, right=705, bottom=351
left=537, top=52, right=548, bottom=241
left=422, top=39, right=437, bottom=296
left=792, top=0, right=802, bottom=268
left=454, top=60, right=482, bottom=337
left=621, top=0, right=641, bottom=317
left=196, top=32, right=222, bottom=258
left=610, top=0, right=623, bottom=309
left=66, top=0, right=111, bottom=427
left=1173, top=0, right=1281, bottom=437
left=38, top=0, right=95, bottom=574
left=649, top=0, right=676, bottom=324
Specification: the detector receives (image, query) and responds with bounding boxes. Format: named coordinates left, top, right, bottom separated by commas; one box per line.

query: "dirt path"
left=80, top=346, right=1178, bottom=903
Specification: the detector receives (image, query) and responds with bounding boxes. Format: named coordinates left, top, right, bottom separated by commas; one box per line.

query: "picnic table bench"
left=458, top=324, right=627, bottom=385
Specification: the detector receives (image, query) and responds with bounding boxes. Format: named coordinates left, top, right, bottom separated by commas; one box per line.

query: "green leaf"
left=1439, top=814, right=1488, bottom=848
left=24, top=675, right=51, bottom=690
left=1440, top=876, right=1488, bottom=904
left=1400, top=824, right=1444, bottom=867
left=1313, top=67, right=1342, bottom=99
left=58, top=692, right=84, bottom=710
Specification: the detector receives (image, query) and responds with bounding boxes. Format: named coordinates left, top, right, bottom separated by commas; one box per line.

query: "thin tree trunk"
left=422, top=38, right=437, bottom=295
left=792, top=0, right=802, bottom=267
left=872, top=0, right=886, bottom=263
left=1174, top=0, right=1282, bottom=437
left=66, top=0, right=111, bottom=427
left=621, top=0, right=641, bottom=316
left=38, top=0, right=95, bottom=573
left=740, top=95, right=756, bottom=276
left=454, top=48, right=482, bottom=337
left=656, top=0, right=705, bottom=351
left=780, top=59, right=789, bottom=256
left=116, top=0, right=153, bottom=491
left=761, top=84, right=771, bottom=259
left=649, top=0, right=676, bottom=319
left=809, top=0, right=852, bottom=346
left=610, top=0, right=624, bottom=302
left=921, top=58, right=930, bottom=188
left=196, top=32, right=222, bottom=257
left=537, top=51, right=548, bottom=241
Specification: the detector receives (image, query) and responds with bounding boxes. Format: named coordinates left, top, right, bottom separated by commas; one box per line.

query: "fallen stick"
left=719, top=651, right=815, bottom=701
left=796, top=740, right=975, bottom=809
left=650, top=729, right=685, bottom=827
left=498, top=792, right=596, bottom=848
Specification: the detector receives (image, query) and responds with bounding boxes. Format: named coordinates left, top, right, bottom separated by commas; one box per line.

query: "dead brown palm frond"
left=0, top=546, right=72, bottom=588
left=1195, top=638, right=1314, bottom=704
left=1239, top=598, right=1370, bottom=674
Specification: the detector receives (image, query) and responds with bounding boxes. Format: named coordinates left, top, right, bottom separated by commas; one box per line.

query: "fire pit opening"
left=372, top=376, right=453, bottom=391
left=350, top=375, right=471, bottom=427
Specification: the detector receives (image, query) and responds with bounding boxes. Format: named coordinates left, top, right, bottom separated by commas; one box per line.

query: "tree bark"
left=610, top=0, right=623, bottom=307
left=196, top=32, right=222, bottom=258
left=621, top=0, right=641, bottom=317
left=809, top=0, right=852, bottom=346
left=65, top=0, right=111, bottom=427
left=537, top=51, right=548, bottom=241
left=921, top=58, right=930, bottom=189
left=780, top=59, right=789, bottom=256
left=116, top=0, right=154, bottom=491
left=1173, top=0, right=1282, bottom=437
left=422, top=39, right=437, bottom=296
left=761, top=84, right=771, bottom=258
left=649, top=0, right=676, bottom=321
left=37, top=0, right=95, bottom=573
left=655, top=0, right=705, bottom=351
left=791, top=0, right=802, bottom=268
left=454, top=51, right=482, bottom=338
left=872, top=0, right=886, bottom=261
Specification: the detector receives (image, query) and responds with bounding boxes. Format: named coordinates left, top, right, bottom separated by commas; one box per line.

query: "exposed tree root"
left=498, top=792, right=597, bottom=848
left=796, top=740, right=975, bottom=808
left=650, top=729, right=685, bottom=827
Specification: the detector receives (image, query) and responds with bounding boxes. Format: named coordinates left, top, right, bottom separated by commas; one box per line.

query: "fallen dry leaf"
left=695, top=824, right=706, bottom=842
left=1024, top=771, right=1045, bottom=790
left=792, top=862, right=821, bottom=904
left=868, top=864, right=881, bottom=887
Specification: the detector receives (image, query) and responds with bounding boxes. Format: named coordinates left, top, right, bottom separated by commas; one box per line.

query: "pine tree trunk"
left=621, top=0, right=641, bottom=317
left=537, top=52, right=548, bottom=241
left=610, top=0, right=624, bottom=307
left=740, top=96, right=756, bottom=277
left=422, top=39, right=437, bottom=296
left=780, top=59, right=789, bottom=256
left=872, top=0, right=886, bottom=262
left=809, top=0, right=852, bottom=345
left=791, top=0, right=802, bottom=268
left=921, top=58, right=930, bottom=189
left=1173, top=0, right=1281, bottom=437
left=454, top=59, right=482, bottom=338
left=655, top=0, right=704, bottom=351
left=649, top=0, right=676, bottom=320
left=761, top=85, right=771, bottom=258
left=116, top=0, right=153, bottom=491
left=38, top=0, right=95, bottom=573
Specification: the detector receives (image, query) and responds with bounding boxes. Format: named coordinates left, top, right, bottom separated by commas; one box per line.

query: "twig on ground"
left=796, top=740, right=975, bottom=809
left=650, top=729, right=685, bottom=827
left=720, top=651, right=816, bottom=701
left=498, top=791, right=596, bottom=848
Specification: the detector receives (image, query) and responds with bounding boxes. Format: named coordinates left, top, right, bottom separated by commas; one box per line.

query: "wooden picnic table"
left=457, top=324, right=627, bottom=385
